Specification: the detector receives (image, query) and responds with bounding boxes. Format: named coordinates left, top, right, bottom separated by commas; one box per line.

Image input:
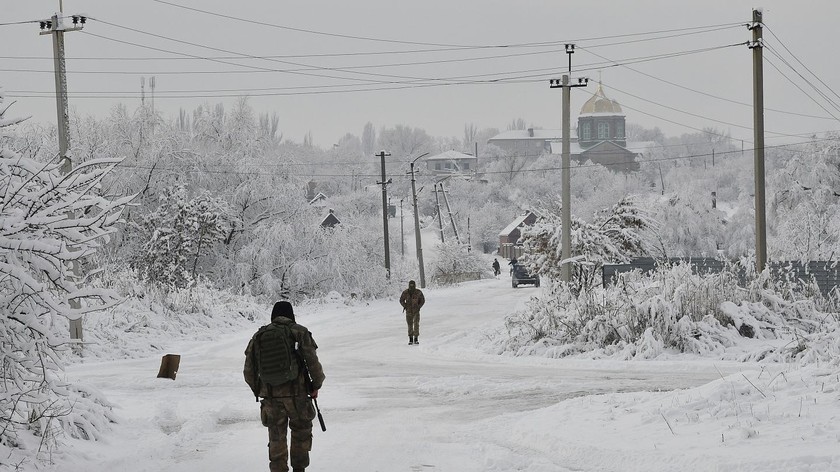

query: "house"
left=320, top=209, right=341, bottom=228
left=487, top=128, right=562, bottom=158
left=425, top=150, right=477, bottom=176
left=498, top=210, right=539, bottom=260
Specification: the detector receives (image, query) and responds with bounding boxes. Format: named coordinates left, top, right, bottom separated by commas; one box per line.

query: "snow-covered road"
left=44, top=277, right=819, bottom=472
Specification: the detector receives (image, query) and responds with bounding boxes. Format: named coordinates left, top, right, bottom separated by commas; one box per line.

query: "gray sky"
left=2, top=1, right=839, bottom=149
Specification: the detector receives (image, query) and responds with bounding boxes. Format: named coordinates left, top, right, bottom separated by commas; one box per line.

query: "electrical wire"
left=106, top=134, right=840, bottom=178
left=0, top=19, right=41, bottom=27
left=82, top=25, right=426, bottom=86
left=576, top=44, right=837, bottom=121
left=3, top=42, right=748, bottom=97
left=763, top=51, right=840, bottom=122
left=764, top=25, right=840, bottom=105
left=151, top=0, right=745, bottom=50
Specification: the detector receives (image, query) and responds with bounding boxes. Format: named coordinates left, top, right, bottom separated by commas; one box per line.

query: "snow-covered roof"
left=548, top=140, right=654, bottom=155
left=548, top=141, right=586, bottom=155
left=489, top=129, right=563, bottom=141
left=309, top=192, right=328, bottom=205
left=425, top=150, right=477, bottom=161
left=499, top=211, right=536, bottom=237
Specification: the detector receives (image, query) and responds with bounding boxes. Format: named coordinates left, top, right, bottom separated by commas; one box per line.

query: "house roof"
left=489, top=129, right=563, bottom=141
left=426, top=150, right=477, bottom=161
left=499, top=211, right=537, bottom=237
left=548, top=140, right=654, bottom=156
left=320, top=211, right=340, bottom=227
left=309, top=192, right=328, bottom=205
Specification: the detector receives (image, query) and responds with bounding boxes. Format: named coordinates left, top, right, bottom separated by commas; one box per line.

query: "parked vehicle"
left=511, top=263, right=540, bottom=288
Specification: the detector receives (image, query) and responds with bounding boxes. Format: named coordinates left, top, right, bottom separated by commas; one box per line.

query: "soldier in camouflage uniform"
left=244, top=301, right=326, bottom=472
left=399, top=280, right=425, bottom=345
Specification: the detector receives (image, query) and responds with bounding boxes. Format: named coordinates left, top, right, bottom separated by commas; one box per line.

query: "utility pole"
left=549, top=44, right=588, bottom=283
left=400, top=198, right=405, bottom=257
left=409, top=153, right=429, bottom=287
left=434, top=183, right=445, bottom=243
left=440, top=181, right=461, bottom=244
left=40, top=7, right=86, bottom=341
left=376, top=150, right=392, bottom=278
left=749, top=9, right=767, bottom=273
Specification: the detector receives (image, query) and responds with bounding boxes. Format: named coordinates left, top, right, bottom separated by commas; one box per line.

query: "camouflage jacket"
left=243, top=317, right=325, bottom=399
left=399, top=288, right=425, bottom=314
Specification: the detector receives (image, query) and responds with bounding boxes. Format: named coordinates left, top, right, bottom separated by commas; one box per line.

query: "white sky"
left=2, top=1, right=840, bottom=148
left=31, top=276, right=839, bottom=471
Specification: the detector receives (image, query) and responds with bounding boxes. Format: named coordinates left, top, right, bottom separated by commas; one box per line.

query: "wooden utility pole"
left=40, top=7, right=85, bottom=340
left=400, top=199, right=405, bottom=257
left=749, top=9, right=767, bottom=273
left=440, top=182, right=460, bottom=244
left=549, top=44, right=588, bottom=283
left=434, top=184, right=445, bottom=243
left=376, top=150, right=392, bottom=278
left=409, top=153, right=429, bottom=287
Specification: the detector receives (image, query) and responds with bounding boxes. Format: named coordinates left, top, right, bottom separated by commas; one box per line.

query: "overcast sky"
left=2, top=1, right=839, bottom=149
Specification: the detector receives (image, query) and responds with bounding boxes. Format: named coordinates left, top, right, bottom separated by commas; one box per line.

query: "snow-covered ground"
left=26, top=277, right=840, bottom=472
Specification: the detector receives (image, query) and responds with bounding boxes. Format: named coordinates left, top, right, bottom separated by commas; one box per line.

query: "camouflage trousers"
left=405, top=310, right=420, bottom=337
left=260, top=397, right=316, bottom=472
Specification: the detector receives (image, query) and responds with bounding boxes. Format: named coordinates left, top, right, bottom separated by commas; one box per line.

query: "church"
left=487, top=83, right=653, bottom=172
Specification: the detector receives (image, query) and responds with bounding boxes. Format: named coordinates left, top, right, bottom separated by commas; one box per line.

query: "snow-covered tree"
left=521, top=196, right=657, bottom=293
left=1, top=95, right=131, bottom=456
left=132, top=185, right=230, bottom=288
left=769, top=134, right=840, bottom=260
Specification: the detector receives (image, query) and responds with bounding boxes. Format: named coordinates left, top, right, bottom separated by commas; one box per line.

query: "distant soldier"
left=399, top=280, right=425, bottom=345
left=492, top=258, right=501, bottom=277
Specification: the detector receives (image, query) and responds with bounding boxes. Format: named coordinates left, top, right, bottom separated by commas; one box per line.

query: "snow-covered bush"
left=0, top=96, right=131, bottom=459
left=494, top=260, right=840, bottom=364
left=429, top=240, right=487, bottom=284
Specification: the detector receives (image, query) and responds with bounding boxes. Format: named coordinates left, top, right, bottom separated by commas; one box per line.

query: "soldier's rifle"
left=295, top=351, right=326, bottom=432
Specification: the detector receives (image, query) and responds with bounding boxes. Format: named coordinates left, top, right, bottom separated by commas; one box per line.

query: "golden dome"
left=580, top=84, right=623, bottom=115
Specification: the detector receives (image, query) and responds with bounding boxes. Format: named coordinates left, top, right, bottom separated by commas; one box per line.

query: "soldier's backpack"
left=254, top=322, right=299, bottom=387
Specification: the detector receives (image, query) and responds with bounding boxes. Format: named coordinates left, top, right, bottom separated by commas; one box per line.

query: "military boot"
left=414, top=336, right=419, bottom=345
left=408, top=336, right=413, bottom=345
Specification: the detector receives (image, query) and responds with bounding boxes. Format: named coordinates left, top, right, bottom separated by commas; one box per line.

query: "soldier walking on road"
left=244, top=301, right=326, bottom=472
left=399, top=280, right=425, bottom=345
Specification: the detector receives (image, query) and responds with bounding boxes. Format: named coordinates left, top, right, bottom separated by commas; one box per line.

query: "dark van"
left=511, top=263, right=540, bottom=288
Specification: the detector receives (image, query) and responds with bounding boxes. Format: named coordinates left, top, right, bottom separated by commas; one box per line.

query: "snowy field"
left=20, top=277, right=837, bottom=472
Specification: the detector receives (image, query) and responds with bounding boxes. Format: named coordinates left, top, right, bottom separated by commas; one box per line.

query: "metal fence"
left=602, top=258, right=840, bottom=296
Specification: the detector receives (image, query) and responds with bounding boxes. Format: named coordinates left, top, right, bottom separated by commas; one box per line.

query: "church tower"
left=577, top=83, right=626, bottom=149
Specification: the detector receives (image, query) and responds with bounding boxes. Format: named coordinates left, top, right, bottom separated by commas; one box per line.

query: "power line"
left=3, top=42, right=749, bottom=98
left=106, top=135, right=840, bottom=178
left=0, top=19, right=41, bottom=27
left=764, top=25, right=840, bottom=105
left=763, top=51, right=840, bottom=122
left=577, top=44, right=837, bottom=121
left=151, top=0, right=745, bottom=51
left=85, top=21, right=428, bottom=85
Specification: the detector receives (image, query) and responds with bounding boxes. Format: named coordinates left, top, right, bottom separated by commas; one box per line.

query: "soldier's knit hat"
left=271, top=301, right=295, bottom=322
